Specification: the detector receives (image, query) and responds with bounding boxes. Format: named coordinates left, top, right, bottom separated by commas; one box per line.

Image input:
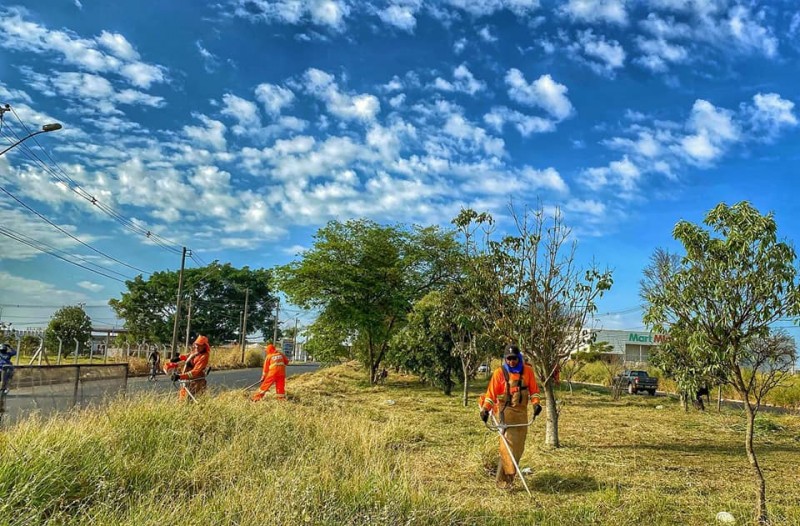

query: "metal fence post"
left=74, top=338, right=80, bottom=364
left=73, top=365, right=80, bottom=409
left=15, top=332, right=22, bottom=365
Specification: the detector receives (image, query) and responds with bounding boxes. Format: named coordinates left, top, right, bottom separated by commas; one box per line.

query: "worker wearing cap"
left=252, top=342, right=289, bottom=402
left=164, top=335, right=211, bottom=401
left=479, top=344, right=541, bottom=488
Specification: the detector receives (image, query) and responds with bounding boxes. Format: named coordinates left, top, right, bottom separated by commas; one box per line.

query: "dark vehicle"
left=615, top=370, right=658, bottom=395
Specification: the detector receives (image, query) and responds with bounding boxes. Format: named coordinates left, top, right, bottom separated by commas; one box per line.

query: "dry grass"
left=1, top=362, right=798, bottom=525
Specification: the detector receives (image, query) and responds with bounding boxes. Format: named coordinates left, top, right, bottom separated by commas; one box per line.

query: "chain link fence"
left=0, top=364, right=128, bottom=426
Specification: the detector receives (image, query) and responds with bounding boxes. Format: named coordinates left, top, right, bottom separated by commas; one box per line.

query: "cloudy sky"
left=1, top=0, right=799, bottom=341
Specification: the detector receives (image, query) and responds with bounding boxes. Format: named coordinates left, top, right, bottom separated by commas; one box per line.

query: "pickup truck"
left=615, top=370, right=658, bottom=395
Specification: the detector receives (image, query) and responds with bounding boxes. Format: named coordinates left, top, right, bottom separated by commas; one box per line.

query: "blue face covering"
left=502, top=355, right=523, bottom=374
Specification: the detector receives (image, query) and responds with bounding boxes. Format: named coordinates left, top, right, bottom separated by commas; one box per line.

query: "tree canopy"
left=109, top=262, right=277, bottom=345
left=276, top=219, right=459, bottom=383
left=642, top=201, right=800, bottom=524
left=45, top=305, right=92, bottom=354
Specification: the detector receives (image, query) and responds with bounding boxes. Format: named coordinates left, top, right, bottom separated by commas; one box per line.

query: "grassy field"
left=1, top=362, right=798, bottom=525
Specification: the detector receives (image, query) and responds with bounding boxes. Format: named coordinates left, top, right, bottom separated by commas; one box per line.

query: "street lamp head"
left=42, top=123, right=62, bottom=132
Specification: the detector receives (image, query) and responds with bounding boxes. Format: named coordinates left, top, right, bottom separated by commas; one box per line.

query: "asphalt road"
left=0, top=364, right=319, bottom=426
left=128, top=364, right=319, bottom=395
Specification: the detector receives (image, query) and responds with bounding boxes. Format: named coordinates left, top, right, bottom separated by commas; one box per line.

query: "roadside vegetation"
left=1, top=363, right=799, bottom=526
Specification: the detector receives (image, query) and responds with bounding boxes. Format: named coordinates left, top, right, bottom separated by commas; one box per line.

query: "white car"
left=477, top=364, right=489, bottom=373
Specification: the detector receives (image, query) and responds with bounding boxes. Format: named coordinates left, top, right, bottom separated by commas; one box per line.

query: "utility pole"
left=272, top=300, right=280, bottom=344
left=240, top=288, right=250, bottom=362
left=183, top=295, right=193, bottom=352
left=169, top=247, right=187, bottom=359
left=293, top=316, right=298, bottom=359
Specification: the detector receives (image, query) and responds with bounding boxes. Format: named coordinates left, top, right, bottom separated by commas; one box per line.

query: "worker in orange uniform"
left=164, top=335, right=211, bottom=401
left=251, top=342, right=289, bottom=401
left=479, top=345, right=542, bottom=488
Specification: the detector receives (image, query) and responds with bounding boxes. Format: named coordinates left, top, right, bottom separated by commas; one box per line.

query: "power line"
left=0, top=226, right=126, bottom=283
left=2, top=108, right=184, bottom=254
left=0, top=185, right=151, bottom=276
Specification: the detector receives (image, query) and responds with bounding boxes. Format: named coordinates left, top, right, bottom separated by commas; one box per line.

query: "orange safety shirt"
left=178, top=349, right=210, bottom=381
left=263, top=349, right=289, bottom=378
left=480, top=363, right=539, bottom=413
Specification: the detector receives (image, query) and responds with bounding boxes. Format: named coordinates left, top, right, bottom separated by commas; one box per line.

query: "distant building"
left=579, top=329, right=669, bottom=365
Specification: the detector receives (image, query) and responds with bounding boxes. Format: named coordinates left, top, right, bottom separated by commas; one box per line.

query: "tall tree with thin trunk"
left=460, top=205, right=612, bottom=446
left=277, top=219, right=458, bottom=384
left=642, top=201, right=800, bottom=525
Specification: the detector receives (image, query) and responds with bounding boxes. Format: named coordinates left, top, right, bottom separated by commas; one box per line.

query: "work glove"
left=480, top=409, right=490, bottom=424
left=532, top=403, right=542, bottom=419
left=170, top=372, right=180, bottom=382
left=170, top=356, right=181, bottom=363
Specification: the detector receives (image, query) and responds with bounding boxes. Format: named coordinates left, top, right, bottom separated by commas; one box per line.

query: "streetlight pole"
left=0, top=106, right=62, bottom=157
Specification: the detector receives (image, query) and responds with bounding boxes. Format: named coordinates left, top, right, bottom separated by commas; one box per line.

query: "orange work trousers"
left=179, top=378, right=207, bottom=401
left=252, top=374, right=286, bottom=401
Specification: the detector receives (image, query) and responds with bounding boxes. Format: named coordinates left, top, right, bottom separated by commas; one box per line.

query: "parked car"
left=477, top=364, right=489, bottom=373
left=614, top=370, right=658, bottom=395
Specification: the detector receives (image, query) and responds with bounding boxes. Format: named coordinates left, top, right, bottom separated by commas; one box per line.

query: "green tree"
left=277, top=219, right=458, bottom=384
left=390, top=291, right=461, bottom=395
left=110, top=262, right=277, bottom=345
left=45, top=306, right=92, bottom=355
left=463, top=205, right=612, bottom=447
left=642, top=201, right=800, bottom=524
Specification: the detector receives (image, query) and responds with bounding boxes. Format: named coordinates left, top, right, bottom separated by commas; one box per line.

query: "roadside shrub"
left=573, top=361, right=608, bottom=385
left=245, top=348, right=265, bottom=368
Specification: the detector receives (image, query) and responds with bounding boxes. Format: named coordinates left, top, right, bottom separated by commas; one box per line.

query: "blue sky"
left=1, top=0, right=799, bottom=343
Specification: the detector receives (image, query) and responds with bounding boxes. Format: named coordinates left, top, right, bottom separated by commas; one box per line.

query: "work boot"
left=251, top=392, right=264, bottom=402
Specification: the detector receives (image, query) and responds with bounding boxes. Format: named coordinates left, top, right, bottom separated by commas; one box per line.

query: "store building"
left=580, top=329, right=669, bottom=365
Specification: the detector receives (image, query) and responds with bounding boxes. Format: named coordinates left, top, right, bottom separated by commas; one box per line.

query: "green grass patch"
left=1, top=361, right=799, bottom=525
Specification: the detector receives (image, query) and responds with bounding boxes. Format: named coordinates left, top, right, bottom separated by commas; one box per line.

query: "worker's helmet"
left=194, top=335, right=210, bottom=351
left=504, top=345, right=520, bottom=358
left=265, top=343, right=276, bottom=354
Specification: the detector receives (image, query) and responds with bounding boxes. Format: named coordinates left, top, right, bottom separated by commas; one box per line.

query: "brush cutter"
left=485, top=410, right=539, bottom=497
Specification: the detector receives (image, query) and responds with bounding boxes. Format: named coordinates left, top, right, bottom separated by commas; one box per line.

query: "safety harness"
left=498, top=366, right=528, bottom=424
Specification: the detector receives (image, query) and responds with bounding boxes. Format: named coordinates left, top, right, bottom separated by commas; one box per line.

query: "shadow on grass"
left=529, top=471, right=601, bottom=494
left=593, top=441, right=800, bottom=456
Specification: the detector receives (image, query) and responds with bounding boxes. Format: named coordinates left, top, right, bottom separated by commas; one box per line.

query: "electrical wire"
left=0, top=225, right=126, bottom=283
left=0, top=185, right=151, bottom=275
left=3, top=108, right=183, bottom=254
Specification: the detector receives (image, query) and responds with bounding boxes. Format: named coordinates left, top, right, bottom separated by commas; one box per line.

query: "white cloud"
left=221, top=93, right=262, bottom=134
left=575, top=30, right=626, bottom=75
left=560, top=0, right=628, bottom=26
left=233, top=0, right=351, bottom=31
left=302, top=68, right=381, bottom=121
left=77, top=281, right=104, bottom=292
left=680, top=99, right=739, bottom=163
left=443, top=0, right=540, bottom=17
left=432, top=64, right=486, bottom=95
left=443, top=114, right=505, bottom=157
left=24, top=71, right=164, bottom=114
left=183, top=114, right=228, bottom=151
left=453, top=38, right=467, bottom=54
left=484, top=106, right=556, bottom=136
left=96, top=31, right=139, bottom=61
left=743, top=93, right=797, bottom=141
left=0, top=8, right=166, bottom=89
left=255, top=83, right=296, bottom=117
left=520, top=166, right=569, bottom=193
left=378, top=4, right=418, bottom=32
left=478, top=26, right=497, bottom=42
left=196, top=40, right=220, bottom=72
left=505, top=69, right=574, bottom=120
left=634, top=36, right=688, bottom=72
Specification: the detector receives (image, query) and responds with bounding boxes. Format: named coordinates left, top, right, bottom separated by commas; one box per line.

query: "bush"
left=245, top=348, right=265, bottom=368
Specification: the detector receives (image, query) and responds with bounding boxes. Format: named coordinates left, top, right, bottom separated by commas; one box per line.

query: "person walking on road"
left=147, top=348, right=161, bottom=381
left=0, top=343, right=17, bottom=394
left=251, top=342, right=289, bottom=402
left=164, top=335, right=211, bottom=401
left=479, top=345, right=542, bottom=489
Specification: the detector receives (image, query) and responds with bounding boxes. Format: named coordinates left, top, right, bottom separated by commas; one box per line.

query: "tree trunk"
left=743, top=398, right=769, bottom=524
left=679, top=391, right=689, bottom=412
left=543, top=379, right=559, bottom=448
left=462, top=367, right=470, bottom=407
